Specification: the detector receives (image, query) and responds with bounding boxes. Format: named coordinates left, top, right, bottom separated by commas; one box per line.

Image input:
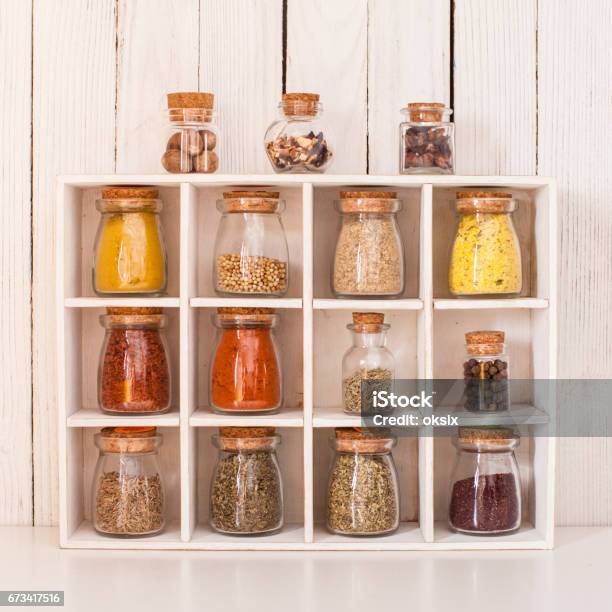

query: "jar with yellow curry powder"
left=93, top=186, right=167, bottom=296
left=449, top=191, right=522, bottom=297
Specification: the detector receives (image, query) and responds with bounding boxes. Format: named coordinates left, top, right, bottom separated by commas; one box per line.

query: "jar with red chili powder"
left=209, top=308, right=282, bottom=414
left=98, top=307, right=171, bottom=415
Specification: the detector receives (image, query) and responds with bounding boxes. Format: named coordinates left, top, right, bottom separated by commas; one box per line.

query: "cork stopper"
left=101, top=308, right=166, bottom=328
left=222, top=190, right=280, bottom=213
left=282, top=92, right=320, bottom=116
left=167, top=91, right=214, bottom=123
left=457, top=426, right=519, bottom=446
left=217, top=426, right=278, bottom=452
left=334, top=427, right=395, bottom=454
left=349, top=311, right=387, bottom=333
left=338, top=190, right=399, bottom=213
left=106, top=307, right=163, bottom=315
left=102, top=186, right=159, bottom=200
left=406, top=102, right=450, bottom=122
left=465, top=330, right=505, bottom=356
left=216, top=307, right=276, bottom=325
left=456, top=191, right=515, bottom=214
left=98, top=426, right=159, bottom=454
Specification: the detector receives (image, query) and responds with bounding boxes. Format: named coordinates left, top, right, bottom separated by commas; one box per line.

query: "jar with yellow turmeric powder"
left=93, top=187, right=167, bottom=296
left=449, top=191, right=522, bottom=297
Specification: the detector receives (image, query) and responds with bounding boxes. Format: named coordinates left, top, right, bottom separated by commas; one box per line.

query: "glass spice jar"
left=400, top=102, right=454, bottom=174
left=326, top=428, right=400, bottom=536
left=93, top=186, right=167, bottom=296
left=92, top=427, right=166, bottom=537
left=210, top=427, right=283, bottom=535
left=209, top=308, right=282, bottom=414
left=264, top=92, right=333, bottom=173
left=463, top=330, right=510, bottom=412
left=449, top=426, right=522, bottom=535
left=332, top=191, right=405, bottom=298
left=213, top=191, right=289, bottom=297
left=342, top=312, right=395, bottom=414
left=98, top=308, right=171, bottom=415
left=449, top=191, right=522, bottom=297
left=161, top=91, right=219, bottom=173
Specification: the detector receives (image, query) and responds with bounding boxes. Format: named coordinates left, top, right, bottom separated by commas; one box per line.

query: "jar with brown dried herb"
left=210, top=427, right=283, bottom=535
left=449, top=426, right=522, bottom=535
left=342, top=312, right=395, bottom=414
left=332, top=191, right=405, bottom=297
left=326, top=428, right=399, bottom=536
left=98, top=307, right=171, bottom=415
left=92, top=427, right=165, bottom=537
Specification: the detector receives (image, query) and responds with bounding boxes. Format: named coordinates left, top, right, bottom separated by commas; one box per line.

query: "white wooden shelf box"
left=57, top=174, right=556, bottom=550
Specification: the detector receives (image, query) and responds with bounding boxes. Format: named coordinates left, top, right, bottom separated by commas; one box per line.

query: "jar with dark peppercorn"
left=462, top=330, right=509, bottom=412
left=449, top=426, right=522, bottom=535
left=98, top=308, right=171, bottom=415
left=399, top=103, right=454, bottom=174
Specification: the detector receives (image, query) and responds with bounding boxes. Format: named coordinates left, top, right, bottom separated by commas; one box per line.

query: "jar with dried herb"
left=449, top=191, right=522, bottom=297
left=332, top=191, right=405, bottom=297
left=209, top=308, right=282, bottom=414
left=93, top=186, right=167, bottom=296
left=327, top=428, right=400, bottom=536
left=92, top=427, right=165, bottom=537
left=161, top=92, right=218, bottom=173
left=449, top=426, right=522, bottom=535
left=342, top=312, right=394, bottom=414
left=98, top=308, right=171, bottom=415
left=463, top=330, right=510, bottom=412
left=213, top=191, right=289, bottom=296
left=210, top=427, right=283, bottom=535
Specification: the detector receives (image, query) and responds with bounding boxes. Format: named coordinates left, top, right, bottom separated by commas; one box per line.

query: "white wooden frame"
left=57, top=174, right=556, bottom=550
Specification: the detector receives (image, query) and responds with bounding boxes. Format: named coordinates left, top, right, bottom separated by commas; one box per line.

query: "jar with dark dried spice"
left=98, top=307, right=171, bottom=415
left=449, top=426, right=522, bottom=535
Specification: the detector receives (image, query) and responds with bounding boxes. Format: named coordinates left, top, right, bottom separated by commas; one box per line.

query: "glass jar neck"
left=350, top=330, right=387, bottom=348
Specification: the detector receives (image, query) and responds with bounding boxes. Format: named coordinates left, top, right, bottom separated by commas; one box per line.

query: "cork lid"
left=217, top=426, right=279, bottom=452
left=101, top=308, right=166, bottom=328
left=465, top=330, right=505, bottom=356
left=106, top=307, right=163, bottom=315
left=334, top=427, right=395, bottom=453
left=282, top=92, right=320, bottom=116
left=405, top=102, right=451, bottom=122
left=457, top=426, right=519, bottom=448
left=97, top=426, right=160, bottom=453
left=338, top=190, right=399, bottom=213
left=349, top=312, right=388, bottom=333
left=167, top=91, right=214, bottom=123
left=221, top=190, right=281, bottom=213
left=102, top=186, right=159, bottom=200
left=456, top=190, right=516, bottom=214
left=215, top=307, right=277, bottom=326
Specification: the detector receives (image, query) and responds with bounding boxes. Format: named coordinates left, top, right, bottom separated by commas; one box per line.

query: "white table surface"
left=0, top=527, right=609, bottom=611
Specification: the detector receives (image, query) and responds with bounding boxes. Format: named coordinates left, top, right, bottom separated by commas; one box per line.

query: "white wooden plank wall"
left=0, top=0, right=608, bottom=526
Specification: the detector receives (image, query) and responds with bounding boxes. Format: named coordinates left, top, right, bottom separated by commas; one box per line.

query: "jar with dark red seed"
left=449, top=426, right=522, bottom=535
left=463, top=330, right=509, bottom=412
left=98, top=307, right=171, bottom=415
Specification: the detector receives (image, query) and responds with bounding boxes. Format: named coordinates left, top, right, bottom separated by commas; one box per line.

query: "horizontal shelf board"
left=313, top=523, right=424, bottom=548
left=437, top=403, right=550, bottom=426
left=67, top=408, right=180, bottom=428
left=190, top=407, right=304, bottom=427
left=65, top=297, right=180, bottom=308
left=314, top=298, right=423, bottom=311
left=191, top=297, right=302, bottom=309
left=434, top=522, right=548, bottom=549
left=313, top=406, right=421, bottom=428
left=66, top=521, right=183, bottom=549
left=190, top=523, right=305, bottom=549
left=434, top=298, right=549, bottom=310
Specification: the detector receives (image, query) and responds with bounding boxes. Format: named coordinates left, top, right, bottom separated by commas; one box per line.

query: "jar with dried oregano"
left=327, top=428, right=400, bottom=536
left=332, top=191, right=405, bottom=297
left=342, top=312, right=395, bottom=414
left=210, top=427, right=283, bottom=535
left=92, top=427, right=165, bottom=537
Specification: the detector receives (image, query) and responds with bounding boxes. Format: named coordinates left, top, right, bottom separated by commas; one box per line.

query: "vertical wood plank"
left=368, top=0, right=450, bottom=174
left=453, top=0, right=537, bottom=174
left=33, top=0, right=116, bottom=525
left=0, top=0, right=33, bottom=525
left=200, top=0, right=283, bottom=174
left=538, top=0, right=612, bottom=525
left=286, top=0, right=367, bottom=173
left=116, top=0, right=200, bottom=173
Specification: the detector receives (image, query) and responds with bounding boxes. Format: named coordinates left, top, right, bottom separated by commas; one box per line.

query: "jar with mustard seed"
left=213, top=191, right=289, bottom=297
left=93, top=187, right=167, bottom=296
left=449, top=191, right=522, bottom=297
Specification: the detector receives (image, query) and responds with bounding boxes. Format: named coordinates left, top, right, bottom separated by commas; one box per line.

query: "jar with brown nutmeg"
left=161, top=91, right=219, bottom=173
left=400, top=103, right=454, bottom=174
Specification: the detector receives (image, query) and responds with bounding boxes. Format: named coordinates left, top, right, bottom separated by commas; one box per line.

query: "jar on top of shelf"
left=98, top=307, right=171, bottom=415
left=213, top=191, right=289, bottom=297
left=161, top=92, right=218, bottom=174
left=326, top=428, right=400, bottom=536
left=332, top=191, right=405, bottom=298
left=449, top=426, right=522, bottom=535
left=210, top=427, right=284, bottom=535
left=93, top=186, right=167, bottom=296
left=342, top=312, right=395, bottom=414
left=209, top=308, right=282, bottom=414
left=92, top=426, right=166, bottom=537
left=264, top=93, right=333, bottom=173
left=400, top=102, right=454, bottom=174
left=462, top=330, right=510, bottom=412
left=449, top=191, right=522, bottom=297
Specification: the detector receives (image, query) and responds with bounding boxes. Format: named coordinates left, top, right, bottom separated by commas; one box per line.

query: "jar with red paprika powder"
left=209, top=308, right=282, bottom=414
